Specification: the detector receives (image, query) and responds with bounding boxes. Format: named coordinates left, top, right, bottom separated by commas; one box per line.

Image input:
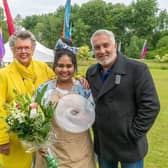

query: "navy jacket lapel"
left=95, top=53, right=127, bottom=101
left=88, top=64, right=103, bottom=92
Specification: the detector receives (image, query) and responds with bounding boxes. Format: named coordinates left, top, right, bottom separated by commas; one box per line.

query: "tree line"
left=1, top=0, right=168, bottom=59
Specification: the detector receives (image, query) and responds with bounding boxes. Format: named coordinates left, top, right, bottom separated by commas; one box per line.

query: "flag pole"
left=63, top=0, right=71, bottom=40
left=3, top=0, right=15, bottom=36
left=140, top=40, right=147, bottom=59
left=0, top=27, right=5, bottom=63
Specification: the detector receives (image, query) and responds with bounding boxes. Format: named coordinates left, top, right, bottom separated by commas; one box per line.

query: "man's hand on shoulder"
left=79, top=77, right=90, bottom=89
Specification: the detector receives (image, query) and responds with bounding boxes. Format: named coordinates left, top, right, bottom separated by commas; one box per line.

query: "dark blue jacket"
left=86, top=53, right=160, bottom=162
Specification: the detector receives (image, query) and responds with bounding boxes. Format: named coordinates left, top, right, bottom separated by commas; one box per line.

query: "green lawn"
left=145, top=69, right=168, bottom=168
left=78, top=59, right=168, bottom=168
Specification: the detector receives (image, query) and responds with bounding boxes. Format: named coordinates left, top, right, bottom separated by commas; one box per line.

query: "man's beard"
left=96, top=54, right=115, bottom=66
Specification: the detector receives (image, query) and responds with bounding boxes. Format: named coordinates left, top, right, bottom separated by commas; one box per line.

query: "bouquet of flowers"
left=4, top=85, right=58, bottom=168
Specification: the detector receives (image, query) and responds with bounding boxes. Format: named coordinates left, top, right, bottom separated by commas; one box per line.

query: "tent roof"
left=3, top=41, right=54, bottom=62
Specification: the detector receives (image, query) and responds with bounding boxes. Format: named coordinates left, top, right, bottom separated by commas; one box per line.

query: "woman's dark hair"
left=61, top=38, right=73, bottom=47
left=53, top=48, right=77, bottom=72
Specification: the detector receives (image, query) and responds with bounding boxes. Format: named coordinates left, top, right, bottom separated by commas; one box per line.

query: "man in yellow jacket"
left=0, top=30, right=55, bottom=168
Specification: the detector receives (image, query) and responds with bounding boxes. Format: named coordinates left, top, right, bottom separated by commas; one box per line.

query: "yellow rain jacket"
left=0, top=60, right=55, bottom=168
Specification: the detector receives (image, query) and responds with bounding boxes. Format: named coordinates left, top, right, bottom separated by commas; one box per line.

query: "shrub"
left=146, top=46, right=168, bottom=59
left=156, top=35, right=168, bottom=48
left=77, top=45, right=91, bottom=60
left=125, top=36, right=145, bottom=59
left=155, top=54, right=168, bottom=63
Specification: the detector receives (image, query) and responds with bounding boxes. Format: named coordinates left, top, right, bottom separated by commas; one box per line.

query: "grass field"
left=78, top=59, right=168, bottom=168
left=145, top=69, right=168, bottom=168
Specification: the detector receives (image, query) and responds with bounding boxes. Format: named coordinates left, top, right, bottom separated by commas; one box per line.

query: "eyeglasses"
left=14, top=46, right=32, bottom=53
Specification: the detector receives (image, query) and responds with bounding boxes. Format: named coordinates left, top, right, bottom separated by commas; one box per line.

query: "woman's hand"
left=38, top=148, right=47, bottom=158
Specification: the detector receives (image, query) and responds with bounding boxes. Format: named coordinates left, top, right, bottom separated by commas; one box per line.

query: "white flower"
left=30, top=108, right=38, bottom=118
left=11, top=111, right=25, bottom=123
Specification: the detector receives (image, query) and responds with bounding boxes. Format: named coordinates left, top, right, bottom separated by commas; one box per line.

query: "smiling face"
left=12, top=38, right=34, bottom=67
left=92, top=34, right=117, bottom=70
left=54, top=55, right=75, bottom=83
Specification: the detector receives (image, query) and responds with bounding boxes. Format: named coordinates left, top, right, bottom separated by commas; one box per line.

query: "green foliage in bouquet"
left=5, top=85, right=56, bottom=146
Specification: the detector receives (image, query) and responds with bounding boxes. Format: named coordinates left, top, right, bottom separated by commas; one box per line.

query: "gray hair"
left=90, top=29, right=115, bottom=48
left=9, top=30, right=36, bottom=49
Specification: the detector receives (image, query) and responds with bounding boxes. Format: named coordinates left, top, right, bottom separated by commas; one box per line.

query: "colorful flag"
left=0, top=28, right=5, bottom=62
left=62, top=0, right=71, bottom=40
left=141, top=40, right=147, bottom=59
left=3, top=0, right=15, bottom=36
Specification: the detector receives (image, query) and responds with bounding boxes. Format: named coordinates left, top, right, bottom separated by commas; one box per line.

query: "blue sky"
left=0, top=0, right=167, bottom=18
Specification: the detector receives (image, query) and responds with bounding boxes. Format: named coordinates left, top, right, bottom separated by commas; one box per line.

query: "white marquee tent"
left=3, top=41, right=54, bottom=63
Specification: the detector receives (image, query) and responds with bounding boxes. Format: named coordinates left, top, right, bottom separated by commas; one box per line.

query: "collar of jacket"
left=90, top=52, right=127, bottom=77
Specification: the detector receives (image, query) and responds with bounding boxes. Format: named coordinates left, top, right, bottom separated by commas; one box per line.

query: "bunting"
left=3, top=0, right=15, bottom=36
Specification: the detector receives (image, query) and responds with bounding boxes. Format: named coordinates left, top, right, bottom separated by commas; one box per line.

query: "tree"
left=125, top=35, right=144, bottom=58
left=156, top=9, right=168, bottom=31
left=130, top=0, right=158, bottom=37
left=156, top=35, right=168, bottom=48
left=79, top=0, right=111, bottom=37
left=0, top=7, right=8, bottom=42
left=22, top=15, right=39, bottom=30
left=0, top=7, right=5, bottom=24
left=72, top=18, right=90, bottom=47
left=14, top=14, right=23, bottom=30
left=17, top=0, right=164, bottom=59
left=33, top=14, right=60, bottom=48
left=110, top=4, right=133, bottom=52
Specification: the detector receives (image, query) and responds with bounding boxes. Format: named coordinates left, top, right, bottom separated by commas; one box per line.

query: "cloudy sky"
left=0, top=0, right=167, bottom=18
